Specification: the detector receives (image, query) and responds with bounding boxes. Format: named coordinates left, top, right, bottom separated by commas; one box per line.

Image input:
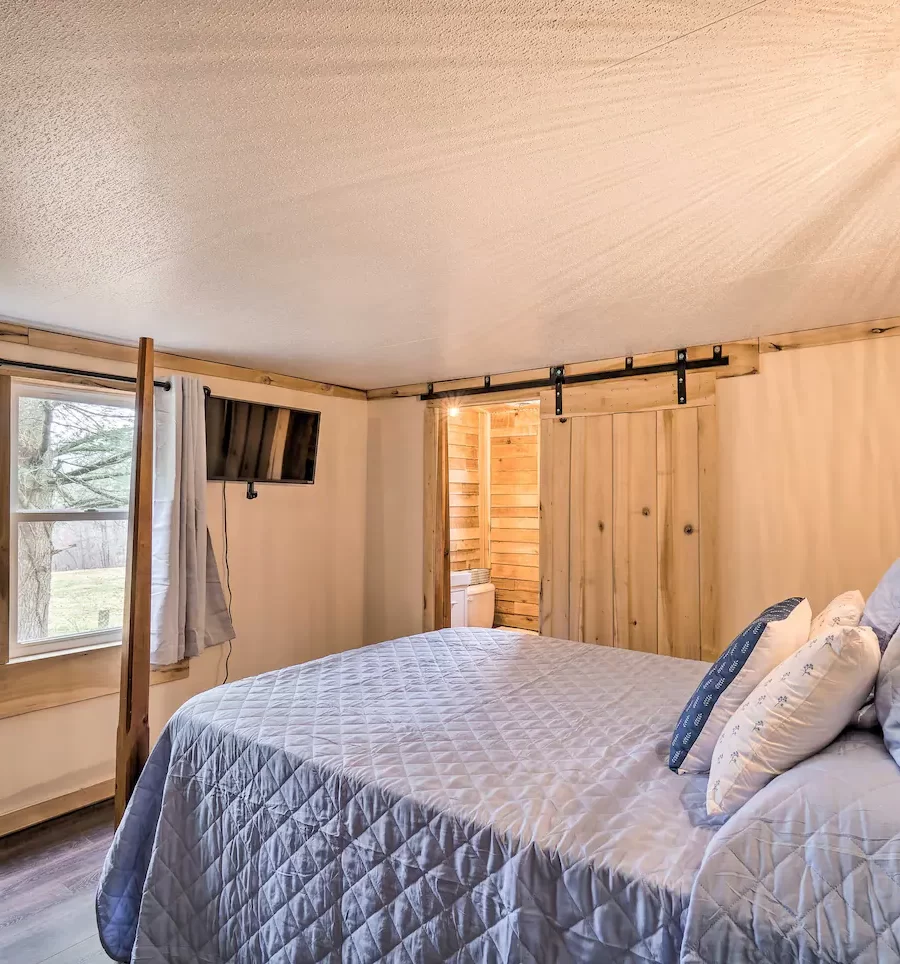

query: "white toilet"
left=450, top=570, right=496, bottom=628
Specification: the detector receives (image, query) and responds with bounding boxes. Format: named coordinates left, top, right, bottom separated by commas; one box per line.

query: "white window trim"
left=7, top=380, right=134, bottom=660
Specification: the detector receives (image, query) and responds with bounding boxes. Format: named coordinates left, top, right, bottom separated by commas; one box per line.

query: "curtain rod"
left=0, top=356, right=172, bottom=390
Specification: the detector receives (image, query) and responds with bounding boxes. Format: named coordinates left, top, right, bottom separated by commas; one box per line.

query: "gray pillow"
left=862, top=559, right=900, bottom=653
left=876, top=627, right=900, bottom=766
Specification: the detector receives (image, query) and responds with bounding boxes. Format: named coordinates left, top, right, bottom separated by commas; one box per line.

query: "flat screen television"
left=205, top=394, right=321, bottom=484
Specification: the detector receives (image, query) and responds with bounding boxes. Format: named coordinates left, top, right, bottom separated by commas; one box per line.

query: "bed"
left=96, top=628, right=900, bottom=963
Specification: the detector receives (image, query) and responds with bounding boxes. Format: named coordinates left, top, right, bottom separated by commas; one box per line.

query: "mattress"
left=96, top=628, right=720, bottom=963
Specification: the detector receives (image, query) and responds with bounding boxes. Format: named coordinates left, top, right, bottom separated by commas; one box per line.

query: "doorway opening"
left=447, top=401, right=540, bottom=633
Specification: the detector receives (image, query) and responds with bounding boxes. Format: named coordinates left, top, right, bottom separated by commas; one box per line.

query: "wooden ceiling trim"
left=761, top=315, right=900, bottom=354
left=0, top=320, right=367, bottom=400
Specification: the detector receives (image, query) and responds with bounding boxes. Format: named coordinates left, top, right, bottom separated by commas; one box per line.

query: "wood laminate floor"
left=0, top=802, right=114, bottom=963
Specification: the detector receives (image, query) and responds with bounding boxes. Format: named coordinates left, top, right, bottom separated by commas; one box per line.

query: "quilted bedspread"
left=97, top=628, right=721, bottom=963
left=682, top=728, right=900, bottom=964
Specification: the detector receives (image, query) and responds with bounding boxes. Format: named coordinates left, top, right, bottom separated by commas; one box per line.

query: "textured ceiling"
left=1, top=2, right=899, bottom=390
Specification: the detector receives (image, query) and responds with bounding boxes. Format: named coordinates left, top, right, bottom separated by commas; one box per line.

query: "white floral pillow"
left=809, top=589, right=864, bottom=639
left=707, top=625, right=880, bottom=817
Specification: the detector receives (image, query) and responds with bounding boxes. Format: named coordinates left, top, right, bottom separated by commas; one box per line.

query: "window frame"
left=7, top=379, right=135, bottom=660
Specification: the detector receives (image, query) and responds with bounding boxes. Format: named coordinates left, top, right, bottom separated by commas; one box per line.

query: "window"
left=7, top=381, right=135, bottom=659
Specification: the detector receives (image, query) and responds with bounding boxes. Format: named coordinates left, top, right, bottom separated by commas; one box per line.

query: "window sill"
left=0, top=644, right=189, bottom=721
left=7, top=639, right=121, bottom=665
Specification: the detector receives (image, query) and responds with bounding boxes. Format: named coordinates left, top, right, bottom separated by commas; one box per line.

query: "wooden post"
left=422, top=405, right=451, bottom=632
left=114, top=337, right=155, bottom=826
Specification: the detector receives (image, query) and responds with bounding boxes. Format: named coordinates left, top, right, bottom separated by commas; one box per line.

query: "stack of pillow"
left=669, top=560, right=900, bottom=817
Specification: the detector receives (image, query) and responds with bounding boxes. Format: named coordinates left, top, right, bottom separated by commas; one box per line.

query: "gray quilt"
left=96, top=628, right=900, bottom=963
left=682, top=728, right=900, bottom=963
left=97, top=628, right=720, bottom=963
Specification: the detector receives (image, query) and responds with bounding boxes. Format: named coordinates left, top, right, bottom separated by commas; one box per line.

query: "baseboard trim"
left=0, top=779, right=114, bottom=838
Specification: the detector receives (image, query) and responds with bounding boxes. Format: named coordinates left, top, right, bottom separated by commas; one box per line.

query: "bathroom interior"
left=448, top=401, right=540, bottom=632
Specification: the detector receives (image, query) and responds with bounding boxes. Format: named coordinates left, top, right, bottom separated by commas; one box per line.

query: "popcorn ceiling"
left=0, top=1, right=898, bottom=389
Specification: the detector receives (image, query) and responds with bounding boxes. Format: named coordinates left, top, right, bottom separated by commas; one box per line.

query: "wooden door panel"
left=541, top=394, right=717, bottom=656
left=698, top=406, right=719, bottom=660
left=568, top=416, right=614, bottom=644
left=612, top=412, right=658, bottom=652
left=539, top=416, right=571, bottom=639
left=657, top=409, right=701, bottom=659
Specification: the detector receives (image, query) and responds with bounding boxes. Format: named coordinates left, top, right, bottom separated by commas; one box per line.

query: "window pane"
left=17, top=520, right=127, bottom=642
left=17, top=395, right=134, bottom=511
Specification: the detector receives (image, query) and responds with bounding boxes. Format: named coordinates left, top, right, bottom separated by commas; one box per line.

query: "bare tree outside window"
left=12, top=387, right=134, bottom=650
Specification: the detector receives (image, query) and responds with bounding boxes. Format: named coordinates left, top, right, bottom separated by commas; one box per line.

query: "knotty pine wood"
left=547, top=401, right=715, bottom=658
left=697, top=406, right=719, bottom=661
left=656, top=409, right=701, bottom=659
left=539, top=415, right=573, bottom=638
left=448, top=408, right=483, bottom=571
left=423, top=405, right=451, bottom=632
left=568, top=416, right=614, bottom=645
left=612, top=412, right=659, bottom=653
left=490, top=406, right=540, bottom=631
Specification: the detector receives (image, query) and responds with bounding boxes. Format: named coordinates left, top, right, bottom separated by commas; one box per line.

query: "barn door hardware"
left=553, top=366, right=565, bottom=416
left=677, top=349, right=687, bottom=404
left=419, top=347, right=728, bottom=404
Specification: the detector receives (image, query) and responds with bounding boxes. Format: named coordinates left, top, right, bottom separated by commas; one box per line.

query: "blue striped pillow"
left=669, top=597, right=810, bottom=774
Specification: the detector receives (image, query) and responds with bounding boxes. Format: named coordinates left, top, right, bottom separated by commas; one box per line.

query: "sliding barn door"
left=540, top=396, right=718, bottom=660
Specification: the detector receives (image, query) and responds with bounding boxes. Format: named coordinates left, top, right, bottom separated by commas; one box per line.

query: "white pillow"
left=707, top=625, right=880, bottom=817
left=669, top=598, right=811, bottom=774
left=809, top=589, right=864, bottom=639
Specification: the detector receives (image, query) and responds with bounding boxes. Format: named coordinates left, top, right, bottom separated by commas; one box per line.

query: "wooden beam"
left=761, top=316, right=900, bottom=354
left=422, top=407, right=450, bottom=632
left=0, top=780, right=114, bottom=838
left=114, top=338, right=155, bottom=826
left=0, top=319, right=367, bottom=400
left=0, top=320, right=28, bottom=344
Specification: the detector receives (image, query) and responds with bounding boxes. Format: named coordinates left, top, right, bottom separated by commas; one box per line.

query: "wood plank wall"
left=448, top=409, right=482, bottom=571
left=490, top=405, right=540, bottom=631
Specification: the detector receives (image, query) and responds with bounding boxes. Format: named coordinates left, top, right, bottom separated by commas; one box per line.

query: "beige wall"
left=0, top=340, right=367, bottom=818
left=718, top=338, right=900, bottom=642
left=363, top=397, right=425, bottom=645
